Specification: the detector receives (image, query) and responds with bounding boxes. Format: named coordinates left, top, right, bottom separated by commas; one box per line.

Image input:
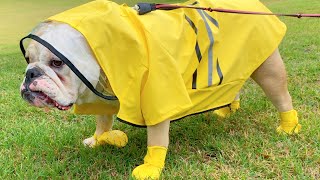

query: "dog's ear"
left=31, top=21, right=53, bottom=36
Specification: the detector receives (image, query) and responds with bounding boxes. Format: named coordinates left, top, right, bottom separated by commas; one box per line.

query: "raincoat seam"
left=122, top=8, right=149, bottom=69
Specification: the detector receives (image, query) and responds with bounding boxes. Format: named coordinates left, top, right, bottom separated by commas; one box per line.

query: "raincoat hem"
left=116, top=103, right=231, bottom=128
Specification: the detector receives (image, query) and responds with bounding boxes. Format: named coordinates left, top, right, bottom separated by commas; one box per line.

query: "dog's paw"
left=277, top=110, right=301, bottom=135
left=83, top=130, right=128, bottom=148
left=132, top=163, right=162, bottom=180
left=212, top=100, right=240, bottom=119
left=276, top=124, right=301, bottom=135
left=132, top=146, right=167, bottom=180
left=212, top=106, right=232, bottom=119
left=96, top=130, right=128, bottom=148
left=83, top=136, right=97, bottom=148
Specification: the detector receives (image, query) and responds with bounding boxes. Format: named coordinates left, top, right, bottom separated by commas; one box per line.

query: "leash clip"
left=133, top=3, right=156, bottom=15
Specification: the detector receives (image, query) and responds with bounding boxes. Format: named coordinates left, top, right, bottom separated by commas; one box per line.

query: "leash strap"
left=134, top=3, right=320, bottom=18
left=19, top=34, right=118, bottom=101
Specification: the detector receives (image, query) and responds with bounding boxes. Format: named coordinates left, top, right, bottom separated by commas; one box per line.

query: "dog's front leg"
left=83, top=115, right=128, bottom=148
left=132, top=120, right=170, bottom=180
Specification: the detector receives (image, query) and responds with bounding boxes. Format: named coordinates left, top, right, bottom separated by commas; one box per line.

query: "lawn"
left=0, top=0, right=319, bottom=179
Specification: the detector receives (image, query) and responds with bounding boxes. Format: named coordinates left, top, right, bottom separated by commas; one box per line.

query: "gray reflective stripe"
left=195, top=42, right=202, bottom=62
left=185, top=15, right=202, bottom=62
left=185, top=14, right=202, bottom=89
left=203, top=11, right=219, bottom=28
left=192, top=69, right=197, bottom=89
left=185, top=15, right=198, bottom=34
left=190, top=1, right=198, bottom=5
left=216, top=58, right=223, bottom=85
left=197, top=9, right=214, bottom=87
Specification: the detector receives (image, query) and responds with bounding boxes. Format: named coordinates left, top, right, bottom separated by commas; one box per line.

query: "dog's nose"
left=25, top=67, right=43, bottom=83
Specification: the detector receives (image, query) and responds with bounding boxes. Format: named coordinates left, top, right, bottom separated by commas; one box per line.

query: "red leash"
left=135, top=3, right=320, bottom=18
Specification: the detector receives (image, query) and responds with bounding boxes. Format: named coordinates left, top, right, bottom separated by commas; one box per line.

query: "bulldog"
left=20, top=0, right=302, bottom=179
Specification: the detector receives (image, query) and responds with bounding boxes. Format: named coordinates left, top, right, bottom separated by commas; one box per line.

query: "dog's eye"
left=51, top=60, right=64, bottom=68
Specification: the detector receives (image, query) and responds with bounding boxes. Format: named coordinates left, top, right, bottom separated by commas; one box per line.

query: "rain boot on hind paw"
left=277, top=109, right=301, bottom=135
left=213, top=100, right=240, bottom=119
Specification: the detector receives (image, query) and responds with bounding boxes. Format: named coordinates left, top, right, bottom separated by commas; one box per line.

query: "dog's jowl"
left=20, top=0, right=301, bottom=179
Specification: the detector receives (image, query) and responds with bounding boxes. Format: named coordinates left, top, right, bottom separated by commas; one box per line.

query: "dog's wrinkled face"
left=20, top=22, right=100, bottom=110
left=21, top=41, right=77, bottom=110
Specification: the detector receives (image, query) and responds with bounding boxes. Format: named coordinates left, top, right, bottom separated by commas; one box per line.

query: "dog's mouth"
left=21, top=88, right=73, bottom=111
left=37, top=91, right=73, bottom=110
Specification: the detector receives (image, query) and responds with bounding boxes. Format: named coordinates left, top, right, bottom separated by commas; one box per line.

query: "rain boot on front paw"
left=94, top=130, right=128, bottom=147
left=132, top=146, right=167, bottom=180
left=277, top=109, right=301, bottom=135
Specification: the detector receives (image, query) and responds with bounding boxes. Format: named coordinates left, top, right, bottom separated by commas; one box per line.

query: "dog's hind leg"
left=83, top=115, right=128, bottom=147
left=251, top=48, right=301, bottom=134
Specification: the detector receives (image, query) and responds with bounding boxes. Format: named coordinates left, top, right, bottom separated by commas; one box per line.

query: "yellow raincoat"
left=48, top=0, right=286, bottom=126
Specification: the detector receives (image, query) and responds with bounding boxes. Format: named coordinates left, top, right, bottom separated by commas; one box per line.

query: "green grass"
left=0, top=0, right=319, bottom=179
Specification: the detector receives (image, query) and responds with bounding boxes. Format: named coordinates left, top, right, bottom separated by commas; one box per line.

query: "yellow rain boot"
left=277, top=110, right=301, bottom=135
left=93, top=130, right=128, bottom=148
left=213, top=100, right=240, bottom=119
left=132, top=146, right=167, bottom=180
left=230, top=100, right=240, bottom=113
